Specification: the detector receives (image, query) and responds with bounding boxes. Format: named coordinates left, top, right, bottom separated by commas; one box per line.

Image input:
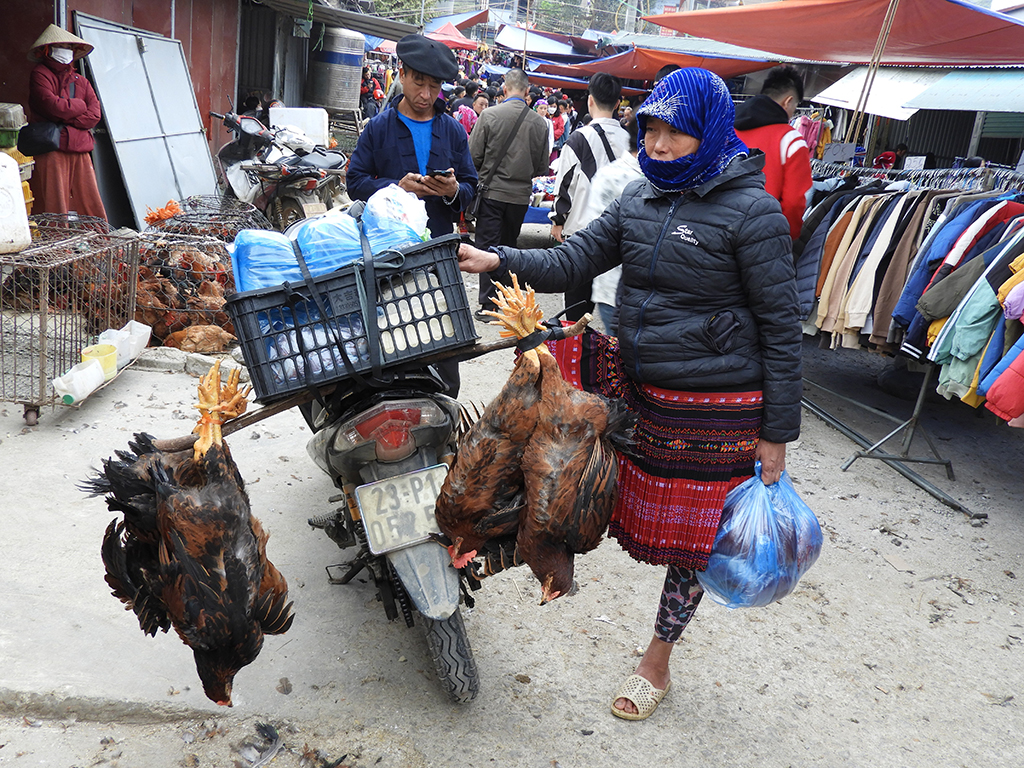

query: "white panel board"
left=74, top=13, right=218, bottom=229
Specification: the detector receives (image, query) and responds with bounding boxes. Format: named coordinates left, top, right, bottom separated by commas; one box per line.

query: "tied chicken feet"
left=84, top=361, right=294, bottom=706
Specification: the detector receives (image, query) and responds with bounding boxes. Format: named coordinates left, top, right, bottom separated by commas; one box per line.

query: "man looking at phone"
left=347, top=34, right=477, bottom=394
left=348, top=34, right=478, bottom=242
left=467, top=68, right=550, bottom=319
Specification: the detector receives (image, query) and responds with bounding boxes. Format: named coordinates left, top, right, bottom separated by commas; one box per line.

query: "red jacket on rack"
left=28, top=57, right=102, bottom=154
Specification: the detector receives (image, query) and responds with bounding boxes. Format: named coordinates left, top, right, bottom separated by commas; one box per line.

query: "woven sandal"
left=611, top=674, right=671, bottom=721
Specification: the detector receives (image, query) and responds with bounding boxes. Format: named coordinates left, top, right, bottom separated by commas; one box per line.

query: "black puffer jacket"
left=495, top=153, right=802, bottom=443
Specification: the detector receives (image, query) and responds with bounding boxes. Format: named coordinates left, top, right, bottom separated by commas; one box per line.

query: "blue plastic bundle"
left=696, top=463, right=823, bottom=609
left=231, top=186, right=429, bottom=292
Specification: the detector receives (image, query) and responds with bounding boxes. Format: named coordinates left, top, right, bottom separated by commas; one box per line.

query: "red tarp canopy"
left=427, top=22, right=479, bottom=51
left=570, top=46, right=776, bottom=81
left=453, top=9, right=488, bottom=30
left=644, top=0, right=1024, bottom=66
left=525, top=71, right=647, bottom=97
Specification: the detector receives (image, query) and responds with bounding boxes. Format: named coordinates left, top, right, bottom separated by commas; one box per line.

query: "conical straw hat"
left=28, top=24, right=93, bottom=62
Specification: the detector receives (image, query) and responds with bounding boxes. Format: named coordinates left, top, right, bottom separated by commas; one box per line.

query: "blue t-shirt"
left=397, top=113, right=434, bottom=175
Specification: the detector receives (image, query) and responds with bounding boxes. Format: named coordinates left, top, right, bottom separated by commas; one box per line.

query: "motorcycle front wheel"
left=421, top=608, right=480, bottom=703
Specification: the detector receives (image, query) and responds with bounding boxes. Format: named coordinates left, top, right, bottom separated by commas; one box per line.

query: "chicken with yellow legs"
left=435, top=275, right=633, bottom=603
left=434, top=275, right=546, bottom=571
left=84, top=361, right=294, bottom=706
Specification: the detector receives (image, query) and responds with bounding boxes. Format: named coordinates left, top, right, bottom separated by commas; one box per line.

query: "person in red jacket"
left=26, top=25, right=106, bottom=220
left=734, top=65, right=811, bottom=241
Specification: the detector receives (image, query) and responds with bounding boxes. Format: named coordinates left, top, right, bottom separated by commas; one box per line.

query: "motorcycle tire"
left=421, top=608, right=480, bottom=704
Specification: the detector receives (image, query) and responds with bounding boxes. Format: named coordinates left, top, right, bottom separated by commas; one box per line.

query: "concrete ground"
left=0, top=224, right=1022, bottom=767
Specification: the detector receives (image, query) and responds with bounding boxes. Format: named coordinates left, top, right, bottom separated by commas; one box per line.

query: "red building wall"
left=0, top=0, right=238, bottom=153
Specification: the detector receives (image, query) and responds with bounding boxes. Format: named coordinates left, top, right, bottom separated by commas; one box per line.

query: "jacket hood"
left=734, top=94, right=790, bottom=131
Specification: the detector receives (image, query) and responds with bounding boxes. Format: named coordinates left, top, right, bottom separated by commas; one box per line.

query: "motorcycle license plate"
left=354, top=465, right=448, bottom=555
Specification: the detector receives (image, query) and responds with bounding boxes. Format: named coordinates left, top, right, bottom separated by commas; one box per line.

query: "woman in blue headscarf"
left=458, top=69, right=802, bottom=721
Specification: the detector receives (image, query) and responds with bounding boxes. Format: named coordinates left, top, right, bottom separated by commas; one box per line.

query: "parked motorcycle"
left=210, top=110, right=348, bottom=230
left=301, top=368, right=481, bottom=703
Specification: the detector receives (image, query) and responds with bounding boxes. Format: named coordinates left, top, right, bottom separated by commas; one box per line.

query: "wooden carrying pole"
left=152, top=315, right=593, bottom=453
left=844, top=0, right=902, bottom=147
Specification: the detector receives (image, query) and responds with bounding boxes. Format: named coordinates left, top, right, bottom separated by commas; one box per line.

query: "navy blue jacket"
left=347, top=96, right=478, bottom=239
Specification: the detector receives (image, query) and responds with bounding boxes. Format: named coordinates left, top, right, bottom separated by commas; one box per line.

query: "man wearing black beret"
left=347, top=33, right=477, bottom=395
left=348, top=34, right=477, bottom=243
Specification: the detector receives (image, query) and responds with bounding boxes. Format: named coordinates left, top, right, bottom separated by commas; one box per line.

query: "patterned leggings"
left=654, top=566, right=705, bottom=644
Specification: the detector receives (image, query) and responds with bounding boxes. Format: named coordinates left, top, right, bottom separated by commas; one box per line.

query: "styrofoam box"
left=268, top=107, right=330, bottom=147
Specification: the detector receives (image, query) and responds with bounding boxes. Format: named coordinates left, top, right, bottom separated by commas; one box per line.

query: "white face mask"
left=547, top=105, right=557, bottom=114
left=50, top=47, right=74, bottom=64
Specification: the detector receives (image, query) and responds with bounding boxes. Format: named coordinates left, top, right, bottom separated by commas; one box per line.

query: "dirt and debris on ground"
left=0, top=225, right=1021, bottom=767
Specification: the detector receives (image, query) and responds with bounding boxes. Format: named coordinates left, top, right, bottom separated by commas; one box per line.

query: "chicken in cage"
left=0, top=224, right=138, bottom=424
left=135, top=233, right=238, bottom=352
left=144, top=194, right=273, bottom=242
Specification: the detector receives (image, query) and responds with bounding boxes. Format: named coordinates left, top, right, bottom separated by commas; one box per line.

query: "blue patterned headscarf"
left=636, top=68, right=748, bottom=193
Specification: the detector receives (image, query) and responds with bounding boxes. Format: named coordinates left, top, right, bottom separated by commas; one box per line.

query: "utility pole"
left=523, top=0, right=530, bottom=66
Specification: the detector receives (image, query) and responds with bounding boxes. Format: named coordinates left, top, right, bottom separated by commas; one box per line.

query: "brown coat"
left=469, top=98, right=550, bottom=205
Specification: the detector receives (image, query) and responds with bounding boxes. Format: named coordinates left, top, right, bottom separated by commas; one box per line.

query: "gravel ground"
left=0, top=224, right=1021, bottom=768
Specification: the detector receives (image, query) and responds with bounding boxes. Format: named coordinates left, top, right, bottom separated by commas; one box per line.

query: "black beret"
left=396, top=34, right=458, bottom=81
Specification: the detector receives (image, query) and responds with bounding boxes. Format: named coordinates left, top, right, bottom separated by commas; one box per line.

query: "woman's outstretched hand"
left=458, top=243, right=501, bottom=273
left=755, top=438, right=786, bottom=485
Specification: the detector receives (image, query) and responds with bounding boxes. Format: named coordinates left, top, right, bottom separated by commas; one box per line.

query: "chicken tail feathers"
left=101, top=519, right=171, bottom=636
left=603, top=397, right=638, bottom=458
left=255, top=589, right=295, bottom=635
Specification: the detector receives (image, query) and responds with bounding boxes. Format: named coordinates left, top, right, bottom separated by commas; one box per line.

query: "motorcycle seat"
left=284, top=151, right=346, bottom=170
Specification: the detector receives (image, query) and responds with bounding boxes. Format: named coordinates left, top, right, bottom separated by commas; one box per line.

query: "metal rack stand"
left=801, top=366, right=980, bottom=519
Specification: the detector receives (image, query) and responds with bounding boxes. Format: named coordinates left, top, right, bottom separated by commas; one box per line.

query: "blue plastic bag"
left=696, top=463, right=823, bottom=609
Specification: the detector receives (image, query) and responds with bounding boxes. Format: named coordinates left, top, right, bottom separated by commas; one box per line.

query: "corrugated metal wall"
left=238, top=0, right=278, bottom=107
left=887, top=109, right=976, bottom=167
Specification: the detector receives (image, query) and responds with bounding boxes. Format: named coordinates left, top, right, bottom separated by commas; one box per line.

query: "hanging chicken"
left=435, top=276, right=633, bottom=603
left=518, top=349, right=634, bottom=604
left=84, top=361, right=294, bottom=706
left=434, top=276, right=545, bottom=570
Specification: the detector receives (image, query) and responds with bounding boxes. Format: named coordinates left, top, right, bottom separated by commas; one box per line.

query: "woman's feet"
left=612, top=636, right=673, bottom=718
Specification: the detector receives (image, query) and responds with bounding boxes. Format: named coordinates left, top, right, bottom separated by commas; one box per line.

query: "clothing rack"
left=800, top=366, right=979, bottom=517
left=811, top=159, right=1024, bottom=195
left=798, top=161, right=1000, bottom=519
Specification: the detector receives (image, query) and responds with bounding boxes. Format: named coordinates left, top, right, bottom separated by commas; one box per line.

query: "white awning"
left=905, top=69, right=1024, bottom=113
left=811, top=66, right=949, bottom=121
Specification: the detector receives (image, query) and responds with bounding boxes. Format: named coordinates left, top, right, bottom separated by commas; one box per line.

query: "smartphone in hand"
left=427, top=168, right=454, bottom=177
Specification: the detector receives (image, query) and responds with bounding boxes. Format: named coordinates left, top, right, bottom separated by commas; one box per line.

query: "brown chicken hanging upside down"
left=435, top=276, right=634, bottom=604
left=84, top=361, right=294, bottom=706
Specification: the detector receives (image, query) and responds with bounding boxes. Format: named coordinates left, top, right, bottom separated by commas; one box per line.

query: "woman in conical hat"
left=28, top=24, right=94, bottom=62
left=25, top=24, right=106, bottom=220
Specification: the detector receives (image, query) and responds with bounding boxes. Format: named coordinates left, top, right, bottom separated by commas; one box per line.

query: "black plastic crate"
left=225, top=233, right=477, bottom=402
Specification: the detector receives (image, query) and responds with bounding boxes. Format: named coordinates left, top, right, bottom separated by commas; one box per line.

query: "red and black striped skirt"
left=546, top=330, right=761, bottom=570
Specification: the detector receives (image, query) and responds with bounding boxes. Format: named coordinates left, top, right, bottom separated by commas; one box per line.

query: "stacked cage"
left=135, top=232, right=236, bottom=349
left=144, top=194, right=273, bottom=242
left=0, top=215, right=138, bottom=422
left=138, top=195, right=271, bottom=351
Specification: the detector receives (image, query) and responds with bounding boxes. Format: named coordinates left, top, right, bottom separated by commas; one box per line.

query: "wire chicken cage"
left=0, top=217, right=139, bottom=424
left=135, top=232, right=236, bottom=348
left=144, top=194, right=273, bottom=241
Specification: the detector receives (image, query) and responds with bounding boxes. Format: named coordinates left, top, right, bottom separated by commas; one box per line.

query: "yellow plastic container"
left=21, top=180, right=32, bottom=216
left=81, top=343, right=118, bottom=381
